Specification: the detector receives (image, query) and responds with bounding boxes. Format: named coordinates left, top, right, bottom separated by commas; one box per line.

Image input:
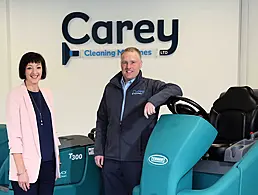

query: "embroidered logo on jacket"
left=132, top=90, right=145, bottom=95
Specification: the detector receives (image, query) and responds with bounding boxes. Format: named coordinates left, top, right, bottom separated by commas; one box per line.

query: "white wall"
left=1, top=0, right=241, bottom=136
left=0, top=0, right=9, bottom=123
left=246, top=0, right=258, bottom=87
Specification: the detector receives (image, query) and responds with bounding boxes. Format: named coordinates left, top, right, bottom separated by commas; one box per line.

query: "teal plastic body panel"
left=55, top=146, right=86, bottom=185
left=134, top=114, right=258, bottom=195
left=0, top=125, right=9, bottom=187
left=133, top=114, right=218, bottom=195
left=193, top=172, right=223, bottom=190
left=0, top=125, right=8, bottom=170
left=0, top=130, right=102, bottom=195
left=53, top=145, right=102, bottom=195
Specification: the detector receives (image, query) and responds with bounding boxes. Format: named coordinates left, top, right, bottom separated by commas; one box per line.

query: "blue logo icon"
left=62, top=42, right=80, bottom=65
left=148, top=154, right=168, bottom=166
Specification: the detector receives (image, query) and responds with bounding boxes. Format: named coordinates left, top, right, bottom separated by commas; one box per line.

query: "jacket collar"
left=110, top=70, right=143, bottom=88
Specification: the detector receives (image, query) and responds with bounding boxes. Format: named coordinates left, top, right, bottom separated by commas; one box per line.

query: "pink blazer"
left=6, top=83, right=61, bottom=183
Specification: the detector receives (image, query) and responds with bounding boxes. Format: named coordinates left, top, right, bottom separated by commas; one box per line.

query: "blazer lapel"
left=21, top=83, right=41, bottom=156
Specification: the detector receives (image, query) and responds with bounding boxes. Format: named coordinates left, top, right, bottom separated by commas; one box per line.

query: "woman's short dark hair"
left=19, top=52, right=47, bottom=80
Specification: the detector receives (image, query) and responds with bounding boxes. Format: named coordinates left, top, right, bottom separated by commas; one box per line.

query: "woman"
left=6, top=52, right=61, bottom=195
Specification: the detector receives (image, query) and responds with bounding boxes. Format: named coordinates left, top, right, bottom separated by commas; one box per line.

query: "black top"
left=28, top=90, right=55, bottom=162
left=94, top=70, right=183, bottom=161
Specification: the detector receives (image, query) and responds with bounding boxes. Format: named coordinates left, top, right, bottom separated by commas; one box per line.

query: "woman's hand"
left=12, top=154, right=30, bottom=191
left=56, top=155, right=61, bottom=181
left=18, top=170, right=30, bottom=191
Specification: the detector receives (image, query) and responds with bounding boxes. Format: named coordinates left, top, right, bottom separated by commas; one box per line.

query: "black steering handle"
left=166, top=96, right=210, bottom=121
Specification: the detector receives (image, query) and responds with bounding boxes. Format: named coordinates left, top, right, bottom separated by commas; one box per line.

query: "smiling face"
left=25, top=62, right=42, bottom=85
left=121, top=51, right=142, bottom=82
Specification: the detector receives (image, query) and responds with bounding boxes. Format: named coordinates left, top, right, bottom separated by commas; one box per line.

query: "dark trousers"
left=102, top=159, right=142, bottom=195
left=11, top=160, right=56, bottom=195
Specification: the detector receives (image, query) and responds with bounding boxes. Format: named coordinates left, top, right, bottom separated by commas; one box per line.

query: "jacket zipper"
left=111, top=77, right=141, bottom=161
left=119, top=88, right=123, bottom=160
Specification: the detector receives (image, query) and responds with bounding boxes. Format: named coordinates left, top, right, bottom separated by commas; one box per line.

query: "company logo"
left=60, top=170, right=67, bottom=178
left=61, top=12, right=179, bottom=65
left=132, top=90, right=145, bottom=95
left=148, top=154, right=168, bottom=166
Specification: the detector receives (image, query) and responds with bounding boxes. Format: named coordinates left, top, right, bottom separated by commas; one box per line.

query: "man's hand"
left=95, top=155, right=104, bottom=168
left=144, top=102, right=156, bottom=119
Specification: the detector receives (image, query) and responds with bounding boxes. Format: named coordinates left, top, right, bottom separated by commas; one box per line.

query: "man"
left=94, top=47, right=183, bottom=195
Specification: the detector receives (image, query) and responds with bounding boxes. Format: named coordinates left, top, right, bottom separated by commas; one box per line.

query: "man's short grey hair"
left=121, top=47, right=142, bottom=59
